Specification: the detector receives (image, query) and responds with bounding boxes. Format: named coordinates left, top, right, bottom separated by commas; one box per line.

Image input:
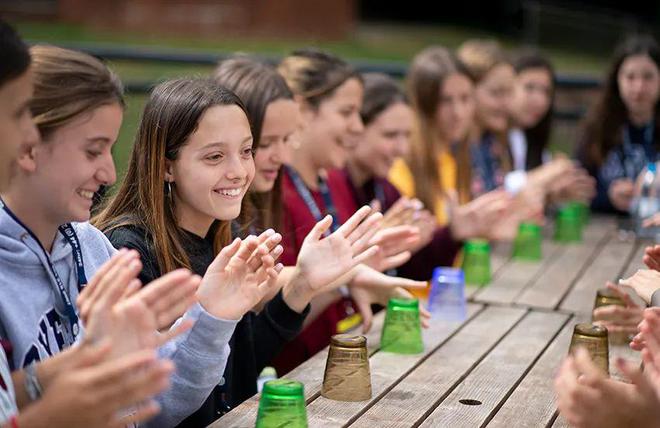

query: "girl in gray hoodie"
left=0, top=44, right=283, bottom=427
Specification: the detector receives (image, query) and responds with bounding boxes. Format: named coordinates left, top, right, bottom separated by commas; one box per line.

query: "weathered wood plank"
left=473, top=241, right=562, bottom=306
left=560, top=235, right=637, bottom=314
left=212, top=309, right=389, bottom=428
left=305, top=304, right=484, bottom=427
left=350, top=306, right=527, bottom=428
left=487, top=314, right=573, bottom=427
left=515, top=219, right=611, bottom=310
left=418, top=310, right=568, bottom=428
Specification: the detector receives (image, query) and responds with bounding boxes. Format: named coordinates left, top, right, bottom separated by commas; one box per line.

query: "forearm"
left=146, top=303, right=237, bottom=428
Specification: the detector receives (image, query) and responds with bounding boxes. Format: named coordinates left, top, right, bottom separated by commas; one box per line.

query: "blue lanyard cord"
left=373, top=181, right=386, bottom=209
left=0, top=198, right=86, bottom=340
left=473, top=137, right=497, bottom=192
left=285, top=166, right=339, bottom=236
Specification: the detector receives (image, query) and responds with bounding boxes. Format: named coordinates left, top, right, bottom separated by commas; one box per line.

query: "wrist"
left=282, top=268, right=314, bottom=313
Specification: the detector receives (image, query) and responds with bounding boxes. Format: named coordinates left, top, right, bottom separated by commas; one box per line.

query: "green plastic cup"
left=256, top=379, right=308, bottom=428
left=554, top=204, right=583, bottom=243
left=462, top=239, right=491, bottom=286
left=512, top=222, right=542, bottom=261
left=380, top=298, right=424, bottom=354
left=565, top=201, right=590, bottom=227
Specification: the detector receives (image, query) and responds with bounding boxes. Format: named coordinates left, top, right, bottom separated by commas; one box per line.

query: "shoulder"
left=70, top=222, right=116, bottom=258
left=104, top=224, right=154, bottom=258
left=388, top=158, right=415, bottom=197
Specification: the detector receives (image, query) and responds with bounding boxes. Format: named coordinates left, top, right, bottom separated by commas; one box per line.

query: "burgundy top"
left=340, top=169, right=462, bottom=281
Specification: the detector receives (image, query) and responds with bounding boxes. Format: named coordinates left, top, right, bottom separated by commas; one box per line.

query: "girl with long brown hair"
left=578, top=35, right=660, bottom=214
left=272, top=48, right=429, bottom=374
left=0, top=44, right=279, bottom=428
left=95, top=75, right=386, bottom=424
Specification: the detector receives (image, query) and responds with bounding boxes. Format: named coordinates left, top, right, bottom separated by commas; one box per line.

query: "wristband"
left=8, top=416, right=18, bottom=428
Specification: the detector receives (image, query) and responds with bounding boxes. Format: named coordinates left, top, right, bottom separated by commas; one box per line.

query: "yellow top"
left=388, top=151, right=457, bottom=226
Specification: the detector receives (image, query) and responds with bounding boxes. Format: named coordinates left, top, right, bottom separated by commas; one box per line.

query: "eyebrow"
left=86, top=137, right=113, bottom=145
left=201, top=136, right=253, bottom=150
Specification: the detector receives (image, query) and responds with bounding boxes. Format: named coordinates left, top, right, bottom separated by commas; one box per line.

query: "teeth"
left=78, top=190, right=94, bottom=199
left=219, top=188, right=241, bottom=197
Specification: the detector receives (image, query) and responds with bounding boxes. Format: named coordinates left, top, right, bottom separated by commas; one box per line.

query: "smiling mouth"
left=216, top=188, right=242, bottom=197
left=77, top=189, right=95, bottom=200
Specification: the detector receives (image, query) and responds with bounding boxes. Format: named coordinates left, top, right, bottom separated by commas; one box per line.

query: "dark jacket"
left=106, top=224, right=309, bottom=427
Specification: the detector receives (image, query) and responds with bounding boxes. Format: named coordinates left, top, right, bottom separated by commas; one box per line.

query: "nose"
left=225, top=153, right=250, bottom=182
left=96, top=153, right=117, bottom=186
left=274, top=140, right=291, bottom=165
left=349, top=112, right=364, bottom=135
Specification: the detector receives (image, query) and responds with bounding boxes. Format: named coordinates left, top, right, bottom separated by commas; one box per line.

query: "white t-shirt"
left=508, top=128, right=552, bottom=172
left=0, top=347, right=17, bottom=424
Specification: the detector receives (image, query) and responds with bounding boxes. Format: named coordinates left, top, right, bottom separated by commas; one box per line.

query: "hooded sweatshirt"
left=0, top=201, right=238, bottom=427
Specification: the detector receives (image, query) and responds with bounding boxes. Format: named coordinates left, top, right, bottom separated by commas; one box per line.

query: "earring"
left=166, top=181, right=173, bottom=199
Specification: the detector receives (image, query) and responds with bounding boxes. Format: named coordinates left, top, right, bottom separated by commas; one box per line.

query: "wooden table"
left=212, top=216, right=646, bottom=428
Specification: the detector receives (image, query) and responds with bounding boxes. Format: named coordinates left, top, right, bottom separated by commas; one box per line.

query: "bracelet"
left=23, top=363, right=42, bottom=402
left=8, top=415, right=18, bottom=428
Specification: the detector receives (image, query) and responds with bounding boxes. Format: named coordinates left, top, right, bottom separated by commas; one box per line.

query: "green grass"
left=14, top=20, right=607, bottom=178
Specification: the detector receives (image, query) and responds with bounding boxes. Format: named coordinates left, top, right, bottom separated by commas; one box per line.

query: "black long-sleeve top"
left=106, top=224, right=309, bottom=427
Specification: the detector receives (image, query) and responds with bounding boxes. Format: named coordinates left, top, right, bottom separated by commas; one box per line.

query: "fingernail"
left=265, top=228, right=275, bottom=236
left=129, top=260, right=141, bottom=271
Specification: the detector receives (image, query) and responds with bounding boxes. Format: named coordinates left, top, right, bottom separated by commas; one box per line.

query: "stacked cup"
left=568, top=323, right=609, bottom=375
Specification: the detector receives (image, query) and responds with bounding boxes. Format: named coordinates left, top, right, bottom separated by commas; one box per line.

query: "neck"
left=1, top=190, right=60, bottom=252
left=345, top=159, right=372, bottom=187
left=629, top=110, right=654, bottom=127
left=173, top=198, right=215, bottom=239
left=289, top=146, right=321, bottom=190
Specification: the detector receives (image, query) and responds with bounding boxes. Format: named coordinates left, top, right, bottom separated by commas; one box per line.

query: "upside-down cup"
left=512, top=222, right=543, bottom=261
left=554, top=204, right=583, bottom=243
left=321, top=334, right=372, bottom=401
left=462, top=239, right=492, bottom=286
left=568, top=323, right=609, bottom=375
left=256, top=379, right=308, bottom=428
left=592, top=288, right=629, bottom=345
left=380, top=298, right=424, bottom=354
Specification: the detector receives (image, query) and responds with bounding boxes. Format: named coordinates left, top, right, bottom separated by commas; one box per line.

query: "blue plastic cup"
left=428, top=267, right=467, bottom=321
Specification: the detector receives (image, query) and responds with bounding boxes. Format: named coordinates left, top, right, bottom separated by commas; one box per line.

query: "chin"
left=215, top=206, right=242, bottom=221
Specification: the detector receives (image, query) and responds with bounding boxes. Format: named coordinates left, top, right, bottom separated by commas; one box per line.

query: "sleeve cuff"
left=650, top=289, right=660, bottom=307
left=180, top=302, right=239, bottom=356
left=264, top=291, right=309, bottom=337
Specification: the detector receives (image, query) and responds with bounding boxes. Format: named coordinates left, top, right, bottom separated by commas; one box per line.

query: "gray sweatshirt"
left=0, top=204, right=238, bottom=427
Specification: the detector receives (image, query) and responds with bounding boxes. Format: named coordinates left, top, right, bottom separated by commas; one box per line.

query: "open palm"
left=295, top=206, right=381, bottom=293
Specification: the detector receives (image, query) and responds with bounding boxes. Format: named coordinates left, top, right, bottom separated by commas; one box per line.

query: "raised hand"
left=364, top=225, right=420, bottom=272
left=17, top=344, right=173, bottom=428
left=448, top=189, right=514, bottom=240
left=643, top=245, right=660, bottom=271
left=281, top=207, right=382, bottom=312
left=554, top=347, right=660, bottom=428
left=348, top=264, right=429, bottom=333
left=619, top=269, right=660, bottom=305
left=592, top=282, right=644, bottom=336
left=197, top=234, right=283, bottom=320
left=378, top=197, right=418, bottom=229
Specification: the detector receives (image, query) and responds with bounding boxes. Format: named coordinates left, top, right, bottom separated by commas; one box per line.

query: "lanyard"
left=472, top=135, right=498, bottom=192
left=621, top=121, right=655, bottom=179
left=285, top=166, right=339, bottom=235
left=0, top=198, right=86, bottom=340
left=373, top=181, right=386, bottom=209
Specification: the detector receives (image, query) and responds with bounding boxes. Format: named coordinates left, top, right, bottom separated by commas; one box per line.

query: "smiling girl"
left=0, top=46, right=277, bottom=428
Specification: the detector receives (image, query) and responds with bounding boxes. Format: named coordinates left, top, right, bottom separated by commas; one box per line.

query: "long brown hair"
left=580, top=34, right=660, bottom=169
left=457, top=39, right=512, bottom=175
left=213, top=56, right=294, bottom=232
left=94, top=78, right=248, bottom=274
left=406, top=46, right=473, bottom=209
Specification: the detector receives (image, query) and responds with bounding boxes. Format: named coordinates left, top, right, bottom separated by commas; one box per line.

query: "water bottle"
left=428, top=267, right=466, bottom=321
left=634, top=162, right=660, bottom=238
left=257, top=366, right=277, bottom=393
